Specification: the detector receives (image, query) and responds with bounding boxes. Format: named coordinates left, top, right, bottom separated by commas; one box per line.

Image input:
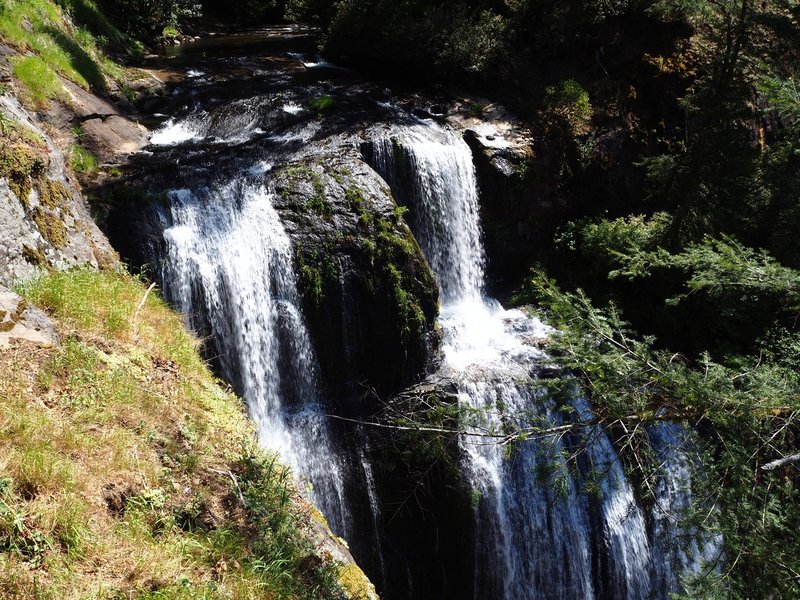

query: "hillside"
left=0, top=270, right=375, bottom=599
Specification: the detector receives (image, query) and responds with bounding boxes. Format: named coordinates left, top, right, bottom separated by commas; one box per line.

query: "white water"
left=282, top=102, right=303, bottom=115
left=370, top=121, right=717, bottom=598
left=150, top=97, right=276, bottom=146
left=150, top=117, right=204, bottom=145
left=369, top=126, right=484, bottom=304
left=159, top=178, right=351, bottom=537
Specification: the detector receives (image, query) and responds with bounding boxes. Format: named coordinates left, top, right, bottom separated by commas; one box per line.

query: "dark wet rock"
left=272, top=153, right=439, bottom=400
left=362, top=372, right=473, bottom=599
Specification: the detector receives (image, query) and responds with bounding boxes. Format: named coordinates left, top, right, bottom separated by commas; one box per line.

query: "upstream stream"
left=108, top=25, right=721, bottom=599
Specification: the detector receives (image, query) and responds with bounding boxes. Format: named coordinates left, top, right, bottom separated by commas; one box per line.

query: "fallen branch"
left=133, top=282, right=157, bottom=337
left=209, top=467, right=246, bottom=506
left=761, top=452, right=800, bottom=471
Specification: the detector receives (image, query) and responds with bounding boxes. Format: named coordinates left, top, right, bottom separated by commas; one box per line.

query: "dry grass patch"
left=0, top=269, right=350, bottom=599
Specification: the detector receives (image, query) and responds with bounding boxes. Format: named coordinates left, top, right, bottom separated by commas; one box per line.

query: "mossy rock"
left=32, top=206, right=69, bottom=249
left=273, top=156, right=439, bottom=398
left=0, top=141, right=48, bottom=204
left=37, top=179, right=72, bottom=211
left=21, top=243, right=47, bottom=267
left=338, top=563, right=379, bottom=600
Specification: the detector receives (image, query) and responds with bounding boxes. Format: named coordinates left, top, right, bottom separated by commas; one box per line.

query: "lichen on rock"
left=0, top=96, right=117, bottom=286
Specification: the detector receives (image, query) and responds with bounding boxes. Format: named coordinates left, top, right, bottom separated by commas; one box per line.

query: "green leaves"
left=759, top=75, right=800, bottom=124
left=519, top=270, right=800, bottom=597
left=610, top=235, right=800, bottom=310
left=543, top=79, right=592, bottom=137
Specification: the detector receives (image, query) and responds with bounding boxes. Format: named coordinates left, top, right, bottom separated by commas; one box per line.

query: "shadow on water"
left=158, top=25, right=319, bottom=62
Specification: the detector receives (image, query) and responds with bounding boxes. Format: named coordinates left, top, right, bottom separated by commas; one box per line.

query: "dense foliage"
left=518, top=267, right=800, bottom=598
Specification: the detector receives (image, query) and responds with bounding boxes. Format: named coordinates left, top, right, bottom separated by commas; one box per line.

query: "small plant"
left=161, top=26, right=180, bottom=42
left=543, top=79, right=592, bottom=136
left=469, top=102, right=486, bottom=117
left=310, top=95, right=335, bottom=112
left=305, top=195, right=333, bottom=218
left=69, top=144, right=98, bottom=174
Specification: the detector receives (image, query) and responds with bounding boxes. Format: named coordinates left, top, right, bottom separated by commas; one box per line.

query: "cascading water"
left=368, top=127, right=485, bottom=304
left=138, top=36, right=722, bottom=594
left=368, top=122, right=719, bottom=599
left=159, top=176, right=351, bottom=537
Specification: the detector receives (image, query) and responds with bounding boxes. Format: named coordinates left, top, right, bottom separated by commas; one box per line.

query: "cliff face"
left=0, top=95, right=117, bottom=286
left=272, top=153, right=439, bottom=399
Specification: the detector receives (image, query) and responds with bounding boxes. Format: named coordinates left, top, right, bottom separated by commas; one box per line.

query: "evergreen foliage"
left=517, top=271, right=800, bottom=598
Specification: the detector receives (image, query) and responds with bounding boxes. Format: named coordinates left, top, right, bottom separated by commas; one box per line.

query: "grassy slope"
left=0, top=270, right=360, bottom=599
left=0, top=0, right=139, bottom=108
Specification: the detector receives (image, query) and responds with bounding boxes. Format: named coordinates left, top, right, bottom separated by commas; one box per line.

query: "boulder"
left=0, top=286, right=58, bottom=348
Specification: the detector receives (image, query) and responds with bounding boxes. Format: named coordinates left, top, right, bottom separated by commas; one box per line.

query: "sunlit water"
left=160, top=179, right=352, bottom=538
left=369, top=121, right=719, bottom=599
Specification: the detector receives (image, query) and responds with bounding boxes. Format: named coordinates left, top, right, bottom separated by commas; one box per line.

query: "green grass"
left=10, top=56, right=63, bottom=107
left=68, top=144, right=98, bottom=174
left=0, top=0, right=138, bottom=106
left=0, top=269, right=363, bottom=599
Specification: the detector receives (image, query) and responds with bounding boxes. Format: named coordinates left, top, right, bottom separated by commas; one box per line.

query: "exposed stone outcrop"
left=44, top=79, right=150, bottom=163
left=0, top=285, right=58, bottom=348
left=272, top=153, right=439, bottom=400
left=303, top=497, right=380, bottom=600
left=0, top=95, right=117, bottom=287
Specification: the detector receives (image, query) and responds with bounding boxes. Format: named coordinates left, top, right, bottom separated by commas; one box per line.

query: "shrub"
left=543, top=79, right=592, bottom=136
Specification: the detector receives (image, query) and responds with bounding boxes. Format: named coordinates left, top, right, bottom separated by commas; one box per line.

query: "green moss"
left=310, top=95, right=335, bottom=112
left=284, top=164, right=313, bottom=179
left=21, top=244, right=48, bottom=267
left=306, top=195, right=333, bottom=218
left=469, top=102, right=486, bottom=117
left=338, top=563, right=377, bottom=600
left=37, top=180, right=72, bottom=210
left=384, top=263, right=426, bottom=347
left=297, top=249, right=339, bottom=309
left=300, top=262, right=325, bottom=308
left=0, top=115, right=47, bottom=149
left=346, top=186, right=373, bottom=227
left=0, top=142, right=48, bottom=204
left=32, top=207, right=69, bottom=250
left=304, top=171, right=334, bottom=218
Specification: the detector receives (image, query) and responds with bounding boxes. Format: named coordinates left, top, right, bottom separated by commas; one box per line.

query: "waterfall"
left=159, top=176, right=351, bottom=537
left=367, top=126, right=485, bottom=304
left=368, top=122, right=719, bottom=599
